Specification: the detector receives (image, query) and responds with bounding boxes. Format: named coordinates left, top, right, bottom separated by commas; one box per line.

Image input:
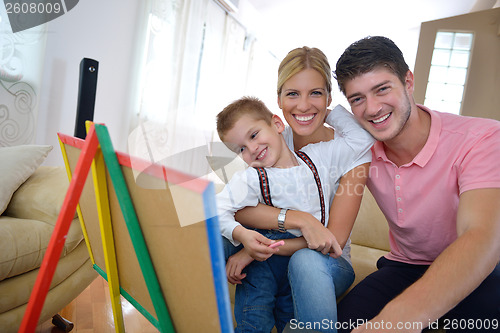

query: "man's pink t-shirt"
left=367, top=106, right=500, bottom=265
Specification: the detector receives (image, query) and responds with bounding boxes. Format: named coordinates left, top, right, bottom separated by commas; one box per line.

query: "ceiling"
left=246, top=0, right=496, bottom=66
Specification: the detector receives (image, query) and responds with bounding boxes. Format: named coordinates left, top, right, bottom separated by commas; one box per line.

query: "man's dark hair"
left=334, top=36, right=410, bottom=94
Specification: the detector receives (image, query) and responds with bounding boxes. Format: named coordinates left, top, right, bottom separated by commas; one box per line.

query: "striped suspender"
left=254, top=150, right=325, bottom=225
left=255, top=167, right=273, bottom=206
left=295, top=151, right=325, bottom=225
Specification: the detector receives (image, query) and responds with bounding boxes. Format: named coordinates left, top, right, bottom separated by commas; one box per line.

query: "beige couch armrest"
left=4, top=166, right=73, bottom=225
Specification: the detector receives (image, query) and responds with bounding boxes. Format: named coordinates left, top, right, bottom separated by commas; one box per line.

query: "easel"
left=19, top=123, right=233, bottom=333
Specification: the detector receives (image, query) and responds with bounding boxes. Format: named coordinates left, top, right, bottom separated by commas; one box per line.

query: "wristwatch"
left=278, top=208, right=288, bottom=233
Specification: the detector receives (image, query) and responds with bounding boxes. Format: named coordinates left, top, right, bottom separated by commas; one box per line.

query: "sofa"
left=0, top=145, right=97, bottom=333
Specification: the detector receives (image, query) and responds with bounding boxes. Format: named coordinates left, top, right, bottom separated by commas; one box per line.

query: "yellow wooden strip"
left=58, top=135, right=96, bottom=265
left=87, top=122, right=126, bottom=333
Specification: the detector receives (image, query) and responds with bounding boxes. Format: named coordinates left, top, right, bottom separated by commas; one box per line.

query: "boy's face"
left=344, top=67, right=413, bottom=143
left=223, top=114, right=286, bottom=168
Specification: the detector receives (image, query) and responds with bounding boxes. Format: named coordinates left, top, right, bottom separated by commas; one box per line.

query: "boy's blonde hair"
left=217, top=96, right=274, bottom=141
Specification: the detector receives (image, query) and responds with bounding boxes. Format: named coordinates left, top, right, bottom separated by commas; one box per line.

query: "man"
left=334, top=36, right=500, bottom=333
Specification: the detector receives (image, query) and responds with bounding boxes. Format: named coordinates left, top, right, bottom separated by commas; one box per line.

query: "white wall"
left=244, top=0, right=479, bottom=109
left=36, top=0, right=145, bottom=166
left=34, top=0, right=486, bottom=166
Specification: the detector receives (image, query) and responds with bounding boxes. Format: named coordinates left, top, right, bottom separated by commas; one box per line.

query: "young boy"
left=216, top=96, right=373, bottom=332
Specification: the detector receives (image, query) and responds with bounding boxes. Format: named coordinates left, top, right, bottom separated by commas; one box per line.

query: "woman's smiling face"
left=278, top=68, right=332, bottom=138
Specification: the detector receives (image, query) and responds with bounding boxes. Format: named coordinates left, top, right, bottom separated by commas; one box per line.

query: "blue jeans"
left=224, top=230, right=297, bottom=333
left=288, top=248, right=355, bottom=333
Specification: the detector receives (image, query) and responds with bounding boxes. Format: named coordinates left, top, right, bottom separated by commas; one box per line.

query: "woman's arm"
left=323, top=107, right=372, bottom=250
left=326, top=105, right=374, bottom=144
left=274, top=237, right=307, bottom=256
left=235, top=205, right=341, bottom=253
left=327, top=163, right=370, bottom=249
left=234, top=204, right=280, bottom=229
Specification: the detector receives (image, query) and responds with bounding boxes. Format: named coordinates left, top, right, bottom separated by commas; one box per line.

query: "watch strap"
left=278, top=208, right=287, bottom=233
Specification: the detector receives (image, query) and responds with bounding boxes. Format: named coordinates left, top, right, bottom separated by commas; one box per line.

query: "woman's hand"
left=226, top=249, right=254, bottom=284
left=286, top=210, right=342, bottom=256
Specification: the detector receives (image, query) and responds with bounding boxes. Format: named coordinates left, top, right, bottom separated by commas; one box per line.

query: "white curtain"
left=128, top=0, right=278, bottom=183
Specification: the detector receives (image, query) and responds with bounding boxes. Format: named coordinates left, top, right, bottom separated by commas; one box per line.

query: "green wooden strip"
left=93, top=264, right=160, bottom=330
left=94, top=124, right=174, bottom=333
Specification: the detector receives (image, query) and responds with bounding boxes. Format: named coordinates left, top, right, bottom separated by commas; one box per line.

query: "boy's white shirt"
left=216, top=104, right=374, bottom=262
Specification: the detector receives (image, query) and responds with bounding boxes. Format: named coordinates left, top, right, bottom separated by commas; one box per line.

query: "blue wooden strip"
left=203, top=182, right=234, bottom=333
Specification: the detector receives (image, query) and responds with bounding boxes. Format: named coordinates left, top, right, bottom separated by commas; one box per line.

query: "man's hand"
left=288, top=210, right=342, bottom=256
left=226, top=249, right=254, bottom=284
left=232, top=226, right=278, bottom=261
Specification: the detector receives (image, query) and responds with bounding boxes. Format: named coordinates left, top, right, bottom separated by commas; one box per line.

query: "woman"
left=232, top=47, right=372, bottom=332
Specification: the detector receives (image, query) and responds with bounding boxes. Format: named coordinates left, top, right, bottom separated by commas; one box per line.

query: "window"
left=424, top=31, right=473, bottom=115
left=128, top=0, right=277, bottom=183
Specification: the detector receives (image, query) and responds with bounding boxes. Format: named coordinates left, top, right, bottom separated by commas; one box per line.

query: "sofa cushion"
left=0, top=215, right=83, bottom=281
left=4, top=166, right=74, bottom=225
left=0, top=166, right=83, bottom=281
left=0, top=240, right=92, bottom=313
left=350, top=188, right=391, bottom=252
left=349, top=243, right=388, bottom=287
left=0, top=145, right=52, bottom=215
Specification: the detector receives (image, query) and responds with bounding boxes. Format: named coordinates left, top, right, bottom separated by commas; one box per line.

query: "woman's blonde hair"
left=277, top=46, right=332, bottom=96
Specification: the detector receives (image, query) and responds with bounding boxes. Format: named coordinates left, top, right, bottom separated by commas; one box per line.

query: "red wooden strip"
left=115, top=150, right=210, bottom=194
left=57, top=132, right=85, bottom=149
left=19, top=125, right=99, bottom=333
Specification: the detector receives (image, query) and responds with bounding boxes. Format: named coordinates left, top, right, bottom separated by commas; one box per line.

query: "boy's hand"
left=226, top=249, right=254, bottom=284
left=233, top=226, right=278, bottom=261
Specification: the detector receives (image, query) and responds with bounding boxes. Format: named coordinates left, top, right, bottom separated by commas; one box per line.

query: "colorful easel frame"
left=19, top=123, right=232, bottom=333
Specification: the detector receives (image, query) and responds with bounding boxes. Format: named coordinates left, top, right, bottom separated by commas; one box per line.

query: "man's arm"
left=353, top=188, right=500, bottom=333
